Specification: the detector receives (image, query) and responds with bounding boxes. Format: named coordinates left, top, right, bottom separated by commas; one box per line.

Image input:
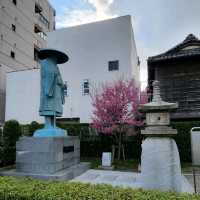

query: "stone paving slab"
left=0, top=162, right=90, bottom=181
left=72, top=169, right=194, bottom=193
left=72, top=170, right=140, bottom=188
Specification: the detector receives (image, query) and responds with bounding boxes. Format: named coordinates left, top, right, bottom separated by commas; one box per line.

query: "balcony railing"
left=38, top=13, right=49, bottom=29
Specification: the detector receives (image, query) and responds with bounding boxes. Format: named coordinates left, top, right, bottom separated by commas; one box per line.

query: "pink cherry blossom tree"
left=91, top=79, right=147, bottom=160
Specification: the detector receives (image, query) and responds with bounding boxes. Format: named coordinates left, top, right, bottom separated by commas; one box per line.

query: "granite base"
left=0, top=162, right=90, bottom=181
left=0, top=136, right=90, bottom=180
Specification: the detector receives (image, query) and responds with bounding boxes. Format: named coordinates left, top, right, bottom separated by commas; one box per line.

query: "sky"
left=49, top=0, right=200, bottom=88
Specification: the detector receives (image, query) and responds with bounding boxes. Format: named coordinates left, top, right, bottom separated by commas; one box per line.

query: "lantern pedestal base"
left=140, top=137, right=182, bottom=192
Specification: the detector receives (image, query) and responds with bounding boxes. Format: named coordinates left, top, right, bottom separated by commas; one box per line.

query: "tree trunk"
left=112, top=145, right=115, bottom=162
left=117, top=132, right=122, bottom=160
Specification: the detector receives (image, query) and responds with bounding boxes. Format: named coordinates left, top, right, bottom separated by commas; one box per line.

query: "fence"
left=183, top=168, right=200, bottom=194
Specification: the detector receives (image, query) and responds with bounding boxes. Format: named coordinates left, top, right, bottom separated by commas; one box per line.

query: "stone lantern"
left=141, top=80, right=178, bottom=135
left=139, top=80, right=182, bottom=192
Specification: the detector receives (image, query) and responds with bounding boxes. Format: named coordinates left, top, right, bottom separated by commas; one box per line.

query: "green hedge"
left=80, top=135, right=142, bottom=160
left=1, top=120, right=22, bottom=166
left=172, top=121, right=200, bottom=162
left=0, top=176, right=198, bottom=200
left=19, top=121, right=200, bottom=162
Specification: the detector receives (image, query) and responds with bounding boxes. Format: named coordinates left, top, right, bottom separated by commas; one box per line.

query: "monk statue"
left=34, top=49, right=69, bottom=137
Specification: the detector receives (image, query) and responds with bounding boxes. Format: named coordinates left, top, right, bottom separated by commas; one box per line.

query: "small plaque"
left=63, top=146, right=74, bottom=153
left=102, top=152, right=112, bottom=167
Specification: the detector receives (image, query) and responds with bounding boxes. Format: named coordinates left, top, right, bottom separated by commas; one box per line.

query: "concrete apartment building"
left=0, top=0, right=55, bottom=125
left=6, top=16, right=140, bottom=124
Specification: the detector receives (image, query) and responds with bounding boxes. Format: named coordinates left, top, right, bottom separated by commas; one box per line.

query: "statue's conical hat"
left=38, top=48, right=69, bottom=64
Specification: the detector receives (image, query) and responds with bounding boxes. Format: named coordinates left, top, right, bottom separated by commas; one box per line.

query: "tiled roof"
left=148, top=34, right=200, bottom=63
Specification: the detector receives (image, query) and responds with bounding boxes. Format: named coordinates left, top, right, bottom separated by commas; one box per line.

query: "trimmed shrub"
left=172, top=121, right=200, bottom=162
left=29, top=121, right=43, bottom=136
left=1, top=120, right=22, bottom=165
left=19, top=121, right=198, bottom=162
left=0, top=176, right=198, bottom=200
left=57, top=122, right=91, bottom=137
left=3, top=120, right=21, bottom=146
left=0, top=128, right=2, bottom=165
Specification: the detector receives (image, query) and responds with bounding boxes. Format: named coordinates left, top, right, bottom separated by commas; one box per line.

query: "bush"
left=3, top=120, right=21, bottom=146
left=21, top=122, right=91, bottom=138
left=0, top=128, right=2, bottom=165
left=19, top=121, right=198, bottom=162
left=57, top=122, right=91, bottom=137
left=1, top=120, right=22, bottom=165
left=0, top=176, right=198, bottom=200
left=29, top=121, right=43, bottom=136
left=172, top=121, right=200, bottom=163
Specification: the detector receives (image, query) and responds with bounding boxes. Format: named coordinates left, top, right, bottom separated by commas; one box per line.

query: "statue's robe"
left=39, top=59, right=65, bottom=117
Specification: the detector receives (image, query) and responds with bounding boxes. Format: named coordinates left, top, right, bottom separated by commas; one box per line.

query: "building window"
left=34, top=24, right=42, bottom=33
left=10, top=51, right=15, bottom=59
left=137, top=56, right=140, bottom=66
left=34, top=46, right=40, bottom=61
left=12, top=24, right=16, bottom=32
left=34, top=24, right=47, bottom=40
left=83, top=79, right=89, bottom=95
left=53, top=21, right=56, bottom=30
left=108, top=60, right=119, bottom=71
left=39, top=13, right=50, bottom=29
left=12, top=0, right=17, bottom=5
left=35, top=3, right=42, bottom=13
left=37, top=32, right=47, bottom=40
left=64, top=81, right=68, bottom=97
left=53, top=9, right=56, bottom=16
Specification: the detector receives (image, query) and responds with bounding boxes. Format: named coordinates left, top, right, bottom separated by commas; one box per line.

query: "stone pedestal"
left=0, top=136, right=90, bottom=180
left=140, top=137, right=182, bottom=192
left=16, top=136, right=80, bottom=174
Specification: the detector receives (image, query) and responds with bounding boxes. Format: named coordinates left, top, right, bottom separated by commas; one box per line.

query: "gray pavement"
left=72, top=169, right=194, bottom=193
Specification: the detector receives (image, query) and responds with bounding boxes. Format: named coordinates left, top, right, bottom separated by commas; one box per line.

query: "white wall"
left=6, top=15, right=140, bottom=124
left=6, top=69, right=42, bottom=123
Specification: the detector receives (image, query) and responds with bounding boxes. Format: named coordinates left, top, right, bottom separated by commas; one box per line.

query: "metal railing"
left=184, top=168, right=200, bottom=193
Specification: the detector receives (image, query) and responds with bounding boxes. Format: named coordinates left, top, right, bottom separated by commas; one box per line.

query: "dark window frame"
left=53, top=9, right=56, bottom=16
left=10, top=51, right=15, bottom=59
left=35, top=3, right=42, bottom=14
left=12, top=24, right=16, bottom=32
left=83, top=79, right=90, bottom=95
left=12, top=0, right=17, bottom=6
left=108, top=60, right=119, bottom=71
left=39, top=13, right=50, bottom=29
left=34, top=47, right=39, bottom=61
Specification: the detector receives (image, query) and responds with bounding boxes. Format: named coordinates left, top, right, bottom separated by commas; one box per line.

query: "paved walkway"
left=72, top=169, right=140, bottom=188
left=72, top=169, right=194, bottom=193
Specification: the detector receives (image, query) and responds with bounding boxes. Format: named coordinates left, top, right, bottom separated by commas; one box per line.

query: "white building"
left=6, top=15, right=140, bottom=124
left=0, top=0, right=55, bottom=124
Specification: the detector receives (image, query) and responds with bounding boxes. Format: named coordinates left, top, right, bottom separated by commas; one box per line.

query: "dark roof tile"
left=148, top=34, right=200, bottom=63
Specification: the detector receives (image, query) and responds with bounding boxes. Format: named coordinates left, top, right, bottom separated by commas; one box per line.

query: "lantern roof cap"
left=140, top=81, right=178, bottom=112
